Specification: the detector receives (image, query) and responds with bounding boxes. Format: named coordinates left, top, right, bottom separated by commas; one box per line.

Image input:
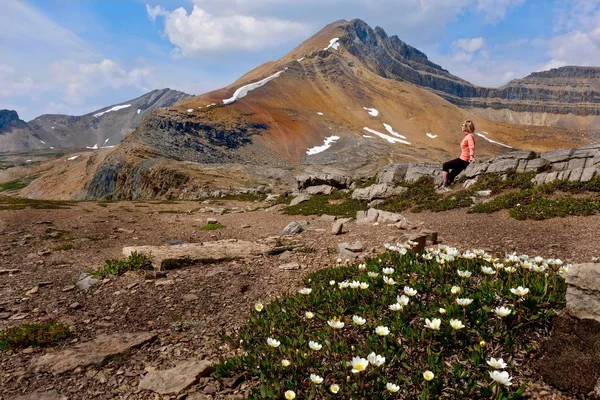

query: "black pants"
left=442, top=158, right=470, bottom=184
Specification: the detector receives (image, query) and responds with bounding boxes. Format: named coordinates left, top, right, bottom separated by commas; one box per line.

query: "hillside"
left=0, top=89, right=192, bottom=153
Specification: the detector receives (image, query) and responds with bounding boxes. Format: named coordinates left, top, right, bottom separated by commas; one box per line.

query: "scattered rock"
left=566, top=263, right=600, bottom=323
left=223, top=373, right=245, bottom=388
left=331, top=221, right=344, bottom=235
left=279, top=262, right=301, bottom=270
left=76, top=274, right=99, bottom=292
left=0, top=269, right=21, bottom=275
left=0, top=312, right=12, bottom=320
left=117, top=228, right=135, bottom=234
left=278, top=250, right=293, bottom=260
left=420, top=230, right=438, bottom=245
left=203, top=385, right=218, bottom=395
left=138, top=360, right=214, bottom=395
left=29, top=332, right=156, bottom=374
left=8, top=390, right=67, bottom=400
left=167, top=240, right=183, bottom=246
left=241, top=224, right=251, bottom=228
left=290, top=194, right=311, bottom=206
left=155, top=279, right=175, bottom=287
left=69, top=302, right=82, bottom=310
left=338, top=242, right=363, bottom=253
left=26, top=286, right=39, bottom=296
left=305, top=185, right=335, bottom=195
left=281, top=221, right=304, bottom=236
left=183, top=294, right=199, bottom=302
left=9, top=313, right=29, bottom=320
left=320, top=214, right=337, bottom=222
left=207, top=218, right=219, bottom=224
left=124, top=239, right=271, bottom=269
left=37, top=250, right=51, bottom=256
left=145, top=271, right=167, bottom=280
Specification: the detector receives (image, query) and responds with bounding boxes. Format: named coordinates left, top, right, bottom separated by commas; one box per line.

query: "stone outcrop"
left=123, top=240, right=272, bottom=269
left=566, top=263, right=600, bottom=323
left=29, top=332, right=156, bottom=374
left=138, top=360, right=214, bottom=395
left=352, top=184, right=407, bottom=201
left=377, top=163, right=442, bottom=185
left=296, top=173, right=352, bottom=190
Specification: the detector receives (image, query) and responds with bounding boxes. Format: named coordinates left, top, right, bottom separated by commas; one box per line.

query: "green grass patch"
left=509, top=198, right=600, bottom=220
left=0, top=196, right=75, bottom=211
left=216, top=247, right=566, bottom=399
left=0, top=320, right=71, bottom=350
left=352, top=176, right=377, bottom=189
left=52, top=243, right=73, bottom=251
left=90, top=251, right=153, bottom=278
left=284, top=193, right=367, bottom=218
left=199, top=223, right=226, bottom=231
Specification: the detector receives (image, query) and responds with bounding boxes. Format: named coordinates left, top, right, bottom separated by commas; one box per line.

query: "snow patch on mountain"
left=324, top=38, right=340, bottom=51
left=383, top=123, right=407, bottom=139
left=93, top=104, right=131, bottom=118
left=426, top=133, right=438, bottom=139
left=476, top=132, right=512, bottom=148
left=223, top=69, right=286, bottom=105
left=363, top=107, right=379, bottom=117
left=306, top=135, right=340, bottom=155
left=363, top=127, right=411, bottom=145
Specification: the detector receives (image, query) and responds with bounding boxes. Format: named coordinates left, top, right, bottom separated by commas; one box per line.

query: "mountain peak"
left=0, top=109, right=28, bottom=133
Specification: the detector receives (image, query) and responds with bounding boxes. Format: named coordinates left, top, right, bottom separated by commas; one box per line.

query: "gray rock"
left=331, top=221, right=344, bottom=235
left=0, top=312, right=12, bottom=320
left=279, top=262, right=301, bottom=270
left=265, top=194, right=279, bottom=202
left=281, top=221, right=304, bottom=236
left=566, top=263, right=600, bottom=323
left=569, top=167, right=584, bottom=181
left=319, top=214, right=337, bottom=222
left=463, top=162, right=489, bottom=179
left=69, top=302, right=82, bottom=310
left=581, top=167, right=598, bottom=182
left=290, top=194, right=311, bottom=206
left=206, top=218, right=218, bottom=224
left=475, top=190, right=492, bottom=197
left=568, top=158, right=587, bottom=171
left=375, top=209, right=405, bottom=224
left=278, top=250, right=293, bottom=260
left=524, top=158, right=550, bottom=172
left=338, top=241, right=363, bottom=253
left=420, top=230, right=438, bottom=244
left=377, top=164, right=409, bottom=185
left=352, top=184, right=406, bottom=201
left=183, top=294, right=199, bottom=302
left=540, top=148, right=574, bottom=163
left=338, top=248, right=358, bottom=260
left=167, top=240, right=183, bottom=246
left=487, top=159, right=519, bottom=173
left=494, top=150, right=536, bottom=160
left=76, top=274, right=99, bottom=292
left=551, top=161, right=569, bottom=172
left=404, top=163, right=441, bottom=182
left=305, top=185, right=335, bottom=195
left=30, top=332, right=156, bottom=374
left=295, top=173, right=351, bottom=190
left=8, top=390, right=67, bottom=400
left=138, top=360, right=214, bottom=395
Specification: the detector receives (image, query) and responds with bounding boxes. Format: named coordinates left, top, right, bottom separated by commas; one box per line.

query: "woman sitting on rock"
left=438, top=120, right=475, bottom=191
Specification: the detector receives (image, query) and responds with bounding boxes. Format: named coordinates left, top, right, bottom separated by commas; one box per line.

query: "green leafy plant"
left=216, top=246, right=567, bottom=399
left=200, top=223, right=226, bottom=231
left=0, top=321, right=71, bottom=350
left=90, top=251, right=153, bottom=278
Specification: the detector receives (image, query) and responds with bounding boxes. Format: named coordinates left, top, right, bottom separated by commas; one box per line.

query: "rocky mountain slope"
left=6, top=19, right=591, bottom=200
left=0, top=89, right=192, bottom=152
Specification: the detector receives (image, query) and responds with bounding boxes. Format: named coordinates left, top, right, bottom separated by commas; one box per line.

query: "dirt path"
left=1, top=200, right=597, bottom=399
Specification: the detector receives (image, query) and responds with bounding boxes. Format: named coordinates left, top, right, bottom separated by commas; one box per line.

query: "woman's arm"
left=467, top=134, right=475, bottom=161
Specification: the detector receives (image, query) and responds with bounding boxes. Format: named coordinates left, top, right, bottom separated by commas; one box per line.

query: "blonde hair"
left=463, top=120, right=475, bottom=133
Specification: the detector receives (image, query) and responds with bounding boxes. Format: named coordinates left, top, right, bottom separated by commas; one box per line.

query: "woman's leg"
left=447, top=159, right=470, bottom=184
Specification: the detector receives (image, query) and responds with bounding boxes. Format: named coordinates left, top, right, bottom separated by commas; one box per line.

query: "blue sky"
left=2, top=0, right=599, bottom=121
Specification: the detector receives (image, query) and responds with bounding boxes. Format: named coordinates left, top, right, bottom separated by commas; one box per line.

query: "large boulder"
left=304, top=185, right=335, bottom=195
left=566, top=263, right=600, bottom=323
left=295, top=173, right=351, bottom=190
left=404, top=163, right=441, bottom=182
left=290, top=194, right=311, bottom=206
left=351, top=184, right=407, bottom=201
left=377, top=164, right=409, bottom=185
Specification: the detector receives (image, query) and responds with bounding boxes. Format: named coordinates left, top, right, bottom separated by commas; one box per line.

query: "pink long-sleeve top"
left=460, top=133, right=475, bottom=162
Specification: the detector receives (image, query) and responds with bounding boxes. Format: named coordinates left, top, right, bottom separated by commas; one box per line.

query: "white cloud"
left=146, top=5, right=168, bottom=21
left=0, top=64, right=35, bottom=97
left=148, top=4, right=310, bottom=55
left=454, top=37, right=485, bottom=53
left=50, top=59, right=153, bottom=105
left=474, top=0, right=526, bottom=24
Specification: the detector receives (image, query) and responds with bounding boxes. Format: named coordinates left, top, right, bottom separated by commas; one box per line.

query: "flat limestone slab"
left=29, top=332, right=156, bottom=374
left=8, top=390, right=67, bottom=400
left=139, top=360, right=214, bottom=395
left=123, top=239, right=271, bottom=269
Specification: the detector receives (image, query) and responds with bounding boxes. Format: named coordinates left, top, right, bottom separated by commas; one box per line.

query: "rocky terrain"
left=0, top=89, right=192, bottom=153
left=1, top=194, right=599, bottom=399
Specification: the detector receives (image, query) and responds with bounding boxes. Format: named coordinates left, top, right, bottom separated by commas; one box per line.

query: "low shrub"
left=216, top=245, right=567, bottom=399
left=91, top=251, right=153, bottom=278
left=200, top=223, right=226, bottom=231
left=0, top=321, right=71, bottom=350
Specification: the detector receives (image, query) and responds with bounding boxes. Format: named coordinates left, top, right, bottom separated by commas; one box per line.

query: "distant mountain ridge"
left=0, top=88, right=192, bottom=152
